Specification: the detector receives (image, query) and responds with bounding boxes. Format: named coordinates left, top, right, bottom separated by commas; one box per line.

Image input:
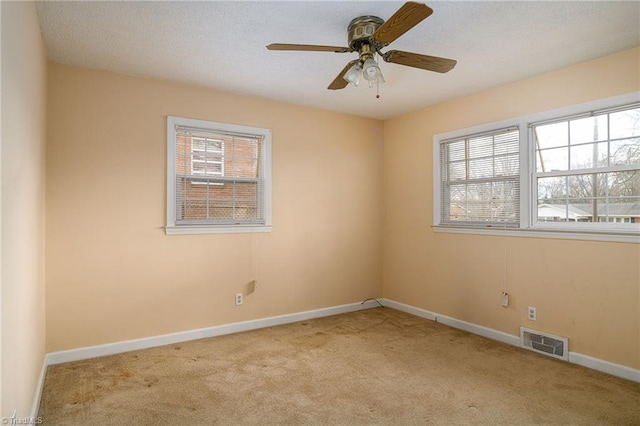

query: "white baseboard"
left=47, top=300, right=381, bottom=365
left=30, top=356, right=47, bottom=419
left=380, top=299, right=520, bottom=346
left=379, top=299, right=437, bottom=321
left=380, top=298, right=640, bottom=383
left=569, top=352, right=640, bottom=383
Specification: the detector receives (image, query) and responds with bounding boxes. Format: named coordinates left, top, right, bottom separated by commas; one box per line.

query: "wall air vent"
left=520, top=327, right=569, bottom=361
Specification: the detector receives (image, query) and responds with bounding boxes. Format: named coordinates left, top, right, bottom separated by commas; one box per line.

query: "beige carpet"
left=39, top=308, right=640, bottom=425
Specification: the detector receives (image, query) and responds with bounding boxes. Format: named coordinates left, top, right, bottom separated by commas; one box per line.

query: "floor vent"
left=520, top=327, right=568, bottom=361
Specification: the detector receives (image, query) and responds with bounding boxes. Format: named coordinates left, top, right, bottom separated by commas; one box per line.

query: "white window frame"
left=433, top=92, right=640, bottom=243
left=166, top=116, right=272, bottom=235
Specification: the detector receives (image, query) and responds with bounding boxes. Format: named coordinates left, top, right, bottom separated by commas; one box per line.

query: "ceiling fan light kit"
left=266, top=2, right=457, bottom=95
left=344, top=62, right=363, bottom=87
left=362, top=57, right=384, bottom=87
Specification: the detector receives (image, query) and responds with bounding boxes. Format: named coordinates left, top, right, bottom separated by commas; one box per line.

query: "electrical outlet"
left=527, top=306, right=537, bottom=321
left=235, top=293, right=243, bottom=306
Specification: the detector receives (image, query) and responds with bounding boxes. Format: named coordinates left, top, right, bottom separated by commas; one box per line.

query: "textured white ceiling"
left=36, top=1, right=640, bottom=120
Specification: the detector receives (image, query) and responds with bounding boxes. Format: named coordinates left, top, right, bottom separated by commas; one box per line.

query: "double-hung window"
left=166, top=116, right=272, bottom=235
left=434, top=93, right=640, bottom=241
left=532, top=105, right=639, bottom=228
left=439, top=127, right=520, bottom=227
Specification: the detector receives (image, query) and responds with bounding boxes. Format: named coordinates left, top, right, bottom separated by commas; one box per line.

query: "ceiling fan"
left=266, top=2, right=456, bottom=91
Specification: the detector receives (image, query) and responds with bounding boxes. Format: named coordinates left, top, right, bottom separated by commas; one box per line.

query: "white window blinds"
left=174, top=125, right=265, bottom=226
left=440, top=127, right=520, bottom=226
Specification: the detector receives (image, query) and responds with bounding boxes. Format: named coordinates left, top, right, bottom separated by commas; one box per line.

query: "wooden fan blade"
left=328, top=60, right=359, bottom=90
left=383, top=50, right=456, bottom=73
left=267, top=43, right=350, bottom=53
left=373, top=2, right=433, bottom=46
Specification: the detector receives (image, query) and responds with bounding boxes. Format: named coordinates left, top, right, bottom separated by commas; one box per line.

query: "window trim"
left=166, top=116, right=272, bottom=235
left=433, top=91, right=640, bottom=243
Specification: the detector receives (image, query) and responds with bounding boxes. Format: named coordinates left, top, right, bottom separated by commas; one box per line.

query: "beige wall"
left=383, top=47, right=640, bottom=369
left=42, top=44, right=640, bottom=371
left=1, top=1, right=48, bottom=417
left=46, top=63, right=384, bottom=352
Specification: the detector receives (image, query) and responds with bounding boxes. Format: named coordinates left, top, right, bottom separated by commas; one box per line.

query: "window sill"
left=432, top=225, right=639, bottom=244
left=165, top=225, right=272, bottom=235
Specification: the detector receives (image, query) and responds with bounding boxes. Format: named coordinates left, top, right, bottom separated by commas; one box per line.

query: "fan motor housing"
left=347, top=16, right=384, bottom=50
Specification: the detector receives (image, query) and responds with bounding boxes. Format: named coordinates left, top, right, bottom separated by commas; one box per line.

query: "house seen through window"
left=190, top=136, right=224, bottom=179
